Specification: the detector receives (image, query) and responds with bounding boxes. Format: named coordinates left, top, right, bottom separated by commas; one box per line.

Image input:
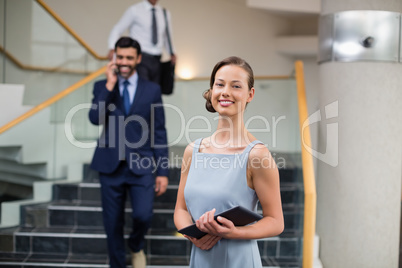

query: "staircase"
left=0, top=152, right=303, bottom=268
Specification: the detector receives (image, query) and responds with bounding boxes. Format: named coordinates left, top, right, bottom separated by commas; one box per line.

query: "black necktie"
left=122, top=80, right=130, bottom=115
left=151, top=8, right=158, bottom=45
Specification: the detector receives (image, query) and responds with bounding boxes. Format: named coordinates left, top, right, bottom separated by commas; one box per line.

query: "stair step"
left=81, top=165, right=301, bottom=185
left=0, top=159, right=47, bottom=180
left=0, top=171, right=44, bottom=187
left=0, top=146, right=22, bottom=162
left=52, top=182, right=302, bottom=207
left=10, top=226, right=300, bottom=258
left=82, top=164, right=183, bottom=185
left=20, top=200, right=302, bottom=235
left=0, top=252, right=109, bottom=267
left=0, top=252, right=301, bottom=267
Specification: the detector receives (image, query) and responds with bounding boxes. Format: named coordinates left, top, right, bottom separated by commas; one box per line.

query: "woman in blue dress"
left=174, top=56, right=284, bottom=268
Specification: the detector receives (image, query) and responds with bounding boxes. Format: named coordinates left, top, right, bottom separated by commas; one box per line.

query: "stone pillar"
left=316, top=1, right=402, bottom=267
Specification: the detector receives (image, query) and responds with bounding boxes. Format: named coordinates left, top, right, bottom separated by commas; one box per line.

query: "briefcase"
left=160, top=60, right=175, bottom=95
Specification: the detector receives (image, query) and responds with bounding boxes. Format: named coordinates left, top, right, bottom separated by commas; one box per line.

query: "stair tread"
left=13, top=226, right=300, bottom=239
left=0, top=252, right=301, bottom=267
left=46, top=199, right=303, bottom=210
left=0, top=252, right=108, bottom=266
left=60, top=181, right=302, bottom=188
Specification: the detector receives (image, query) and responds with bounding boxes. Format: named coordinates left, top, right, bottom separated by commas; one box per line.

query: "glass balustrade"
left=0, top=0, right=107, bottom=105
left=0, top=74, right=301, bottom=181
left=56, top=77, right=300, bottom=173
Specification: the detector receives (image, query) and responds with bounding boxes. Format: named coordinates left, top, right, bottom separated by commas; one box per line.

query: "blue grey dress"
left=184, top=138, right=263, bottom=268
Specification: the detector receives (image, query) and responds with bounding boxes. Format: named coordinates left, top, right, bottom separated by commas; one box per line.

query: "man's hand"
left=170, top=54, right=177, bottom=65
left=107, top=49, right=115, bottom=61
left=105, top=60, right=118, bottom=91
left=155, top=176, right=168, bottom=196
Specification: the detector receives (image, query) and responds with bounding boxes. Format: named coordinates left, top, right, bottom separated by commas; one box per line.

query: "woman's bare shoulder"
left=248, top=142, right=277, bottom=170
left=250, top=143, right=271, bottom=158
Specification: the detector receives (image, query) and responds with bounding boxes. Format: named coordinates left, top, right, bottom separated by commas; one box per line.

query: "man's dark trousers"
left=99, top=162, right=155, bottom=268
left=137, top=53, right=161, bottom=84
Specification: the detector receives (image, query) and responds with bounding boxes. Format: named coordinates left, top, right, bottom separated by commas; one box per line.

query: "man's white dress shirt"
left=108, top=0, right=174, bottom=56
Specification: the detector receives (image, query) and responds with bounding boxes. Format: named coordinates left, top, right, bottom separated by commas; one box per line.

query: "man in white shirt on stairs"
left=108, top=0, right=176, bottom=86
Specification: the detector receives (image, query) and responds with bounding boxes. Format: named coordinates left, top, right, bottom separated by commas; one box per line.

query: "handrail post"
left=295, top=60, right=317, bottom=268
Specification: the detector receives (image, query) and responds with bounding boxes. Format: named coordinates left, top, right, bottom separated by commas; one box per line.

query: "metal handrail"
left=295, top=60, right=317, bottom=268
left=0, top=65, right=106, bottom=134
left=0, top=45, right=93, bottom=74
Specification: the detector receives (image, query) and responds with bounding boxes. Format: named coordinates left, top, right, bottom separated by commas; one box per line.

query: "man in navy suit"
left=89, top=37, right=168, bottom=268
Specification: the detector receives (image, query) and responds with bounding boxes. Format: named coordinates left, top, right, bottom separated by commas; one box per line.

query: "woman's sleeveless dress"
left=184, top=138, right=263, bottom=268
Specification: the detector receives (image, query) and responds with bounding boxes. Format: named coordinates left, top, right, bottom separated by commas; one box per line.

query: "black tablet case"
left=178, top=206, right=262, bottom=239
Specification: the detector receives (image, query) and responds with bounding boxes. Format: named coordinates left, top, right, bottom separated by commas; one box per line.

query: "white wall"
left=2, top=0, right=33, bottom=64
left=0, top=84, right=31, bottom=126
left=247, top=0, right=320, bottom=14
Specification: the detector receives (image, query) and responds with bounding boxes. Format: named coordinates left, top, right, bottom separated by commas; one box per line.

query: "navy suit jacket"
left=89, top=76, right=169, bottom=177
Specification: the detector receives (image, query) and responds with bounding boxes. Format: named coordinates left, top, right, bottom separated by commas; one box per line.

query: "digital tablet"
left=177, top=206, right=262, bottom=239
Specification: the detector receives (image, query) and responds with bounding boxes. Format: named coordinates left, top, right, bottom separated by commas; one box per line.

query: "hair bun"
left=203, top=89, right=216, bottom=113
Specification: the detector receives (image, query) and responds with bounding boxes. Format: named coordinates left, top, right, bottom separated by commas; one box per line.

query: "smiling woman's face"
left=211, top=65, right=254, bottom=117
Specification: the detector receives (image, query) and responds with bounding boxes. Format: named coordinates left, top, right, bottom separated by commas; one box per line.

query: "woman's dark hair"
left=115, top=36, right=142, bottom=55
left=203, top=56, right=254, bottom=113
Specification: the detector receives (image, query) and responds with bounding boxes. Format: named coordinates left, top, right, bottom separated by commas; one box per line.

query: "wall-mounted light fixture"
left=318, top=10, right=400, bottom=63
left=177, top=67, right=195, bottom=80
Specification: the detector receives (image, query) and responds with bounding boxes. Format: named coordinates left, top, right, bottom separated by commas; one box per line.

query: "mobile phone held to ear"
left=112, top=53, right=119, bottom=75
